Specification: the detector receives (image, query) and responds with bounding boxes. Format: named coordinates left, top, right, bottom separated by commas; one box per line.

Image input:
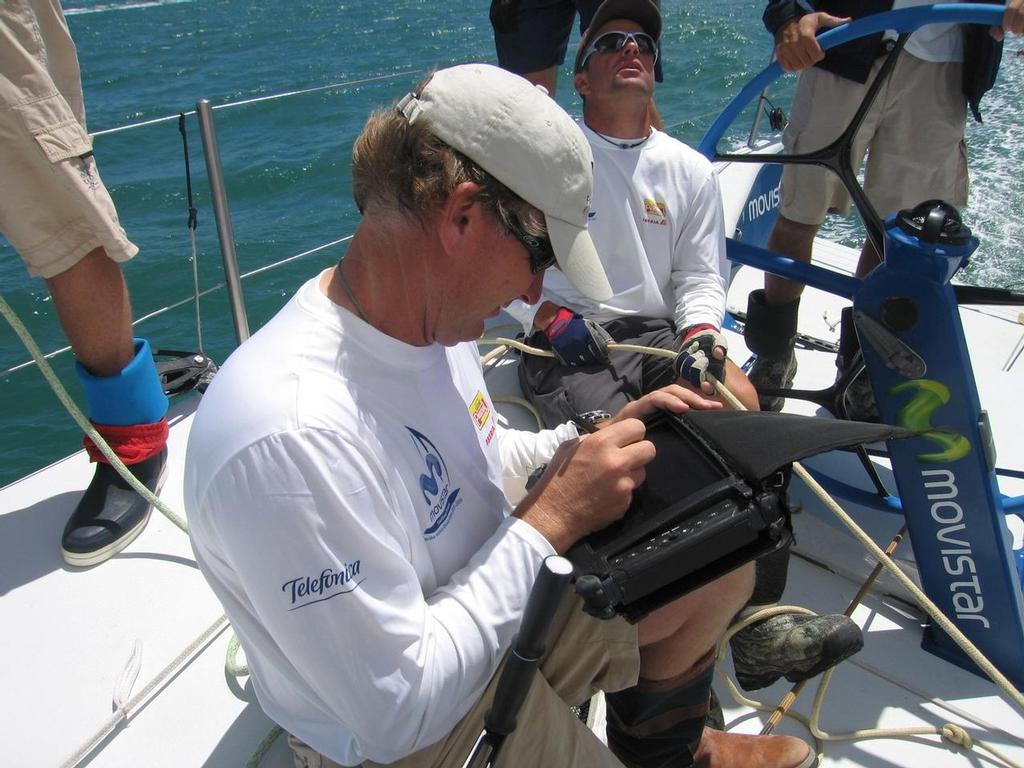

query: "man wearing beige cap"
left=185, top=64, right=811, bottom=768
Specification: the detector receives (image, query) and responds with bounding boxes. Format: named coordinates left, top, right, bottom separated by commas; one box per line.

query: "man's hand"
left=992, top=0, right=1024, bottom=40
left=608, top=384, right=722, bottom=426
left=775, top=12, right=851, bottom=72
left=514, top=419, right=654, bottom=553
left=545, top=306, right=612, bottom=367
left=675, top=325, right=728, bottom=395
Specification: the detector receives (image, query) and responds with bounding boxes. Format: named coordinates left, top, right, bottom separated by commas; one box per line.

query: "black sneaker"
left=61, top=448, right=167, bottom=567
left=730, top=612, right=864, bottom=691
left=748, top=349, right=797, bottom=412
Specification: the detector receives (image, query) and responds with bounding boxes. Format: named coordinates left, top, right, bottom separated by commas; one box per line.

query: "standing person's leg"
left=47, top=247, right=135, bottom=376
left=0, top=5, right=168, bottom=566
left=745, top=62, right=880, bottom=411
left=837, top=52, right=967, bottom=421
left=492, top=0, right=578, bottom=95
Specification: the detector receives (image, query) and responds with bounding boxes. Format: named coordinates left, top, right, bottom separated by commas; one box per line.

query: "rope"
left=60, top=614, right=230, bottom=768
left=226, top=634, right=249, bottom=677
left=245, top=726, right=285, bottom=768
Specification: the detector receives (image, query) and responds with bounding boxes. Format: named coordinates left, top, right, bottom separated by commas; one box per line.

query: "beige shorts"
left=1, top=0, right=137, bottom=279
left=289, top=594, right=640, bottom=768
left=779, top=51, right=968, bottom=225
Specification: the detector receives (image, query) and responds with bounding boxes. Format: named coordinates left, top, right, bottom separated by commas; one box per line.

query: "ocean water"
left=1, top=0, right=1022, bottom=488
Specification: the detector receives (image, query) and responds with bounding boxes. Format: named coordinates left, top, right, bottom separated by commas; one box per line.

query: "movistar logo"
left=408, top=427, right=462, bottom=540
left=890, top=379, right=971, bottom=463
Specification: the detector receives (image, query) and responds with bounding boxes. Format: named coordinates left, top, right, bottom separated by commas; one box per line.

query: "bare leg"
left=520, top=65, right=559, bottom=96
left=637, top=562, right=754, bottom=679
left=764, top=215, right=820, bottom=306
left=46, top=246, right=134, bottom=377
left=608, top=558, right=811, bottom=766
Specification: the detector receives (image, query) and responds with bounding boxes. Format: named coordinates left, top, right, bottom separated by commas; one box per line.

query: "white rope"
left=111, top=640, right=144, bottom=714
left=1001, top=313, right=1024, bottom=371
left=59, top=614, right=230, bottom=768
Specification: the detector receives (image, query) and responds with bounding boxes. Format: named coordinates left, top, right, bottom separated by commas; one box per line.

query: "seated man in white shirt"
left=184, top=63, right=813, bottom=768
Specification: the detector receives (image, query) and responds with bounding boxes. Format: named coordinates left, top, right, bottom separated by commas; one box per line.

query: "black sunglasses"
left=581, top=30, right=659, bottom=69
left=506, top=215, right=557, bottom=274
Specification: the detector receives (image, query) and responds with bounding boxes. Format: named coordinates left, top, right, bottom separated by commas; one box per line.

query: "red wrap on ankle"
left=84, top=418, right=169, bottom=465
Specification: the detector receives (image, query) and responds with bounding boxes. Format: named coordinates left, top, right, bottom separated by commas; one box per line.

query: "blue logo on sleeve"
left=408, top=427, right=462, bottom=540
left=282, top=561, right=363, bottom=610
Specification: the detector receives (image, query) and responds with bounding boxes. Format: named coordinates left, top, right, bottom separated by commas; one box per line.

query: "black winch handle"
left=462, top=555, right=575, bottom=768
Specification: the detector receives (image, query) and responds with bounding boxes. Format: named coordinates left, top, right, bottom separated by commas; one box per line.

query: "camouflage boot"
left=730, top=609, right=864, bottom=691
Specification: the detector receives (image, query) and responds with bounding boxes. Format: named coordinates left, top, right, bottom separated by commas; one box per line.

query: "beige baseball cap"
left=397, top=63, right=613, bottom=302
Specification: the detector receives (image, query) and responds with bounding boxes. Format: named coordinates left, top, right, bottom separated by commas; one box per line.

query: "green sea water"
left=1, top=0, right=1022, bottom=487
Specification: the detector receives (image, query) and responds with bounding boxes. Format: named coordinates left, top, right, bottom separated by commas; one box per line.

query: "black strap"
left=178, top=113, right=198, bottom=232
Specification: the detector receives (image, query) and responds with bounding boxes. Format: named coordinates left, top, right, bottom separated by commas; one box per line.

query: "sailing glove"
left=545, top=307, right=612, bottom=367
left=675, top=324, right=728, bottom=391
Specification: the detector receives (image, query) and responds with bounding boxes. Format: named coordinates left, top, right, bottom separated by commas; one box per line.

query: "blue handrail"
left=699, top=4, right=1005, bottom=159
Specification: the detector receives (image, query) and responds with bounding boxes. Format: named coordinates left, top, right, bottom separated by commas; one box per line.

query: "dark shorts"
left=519, top=316, right=679, bottom=428
left=492, top=0, right=663, bottom=80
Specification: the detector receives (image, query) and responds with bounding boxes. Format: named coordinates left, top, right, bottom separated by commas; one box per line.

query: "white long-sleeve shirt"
left=508, top=123, right=728, bottom=334
left=185, top=273, right=578, bottom=765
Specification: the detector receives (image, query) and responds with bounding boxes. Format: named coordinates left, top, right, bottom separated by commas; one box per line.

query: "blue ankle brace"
left=76, top=338, right=169, bottom=426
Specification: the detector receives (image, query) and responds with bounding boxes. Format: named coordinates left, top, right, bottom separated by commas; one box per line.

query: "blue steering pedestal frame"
left=700, top=5, right=1024, bottom=688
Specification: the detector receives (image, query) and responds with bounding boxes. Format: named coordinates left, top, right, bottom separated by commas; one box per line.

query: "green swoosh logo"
left=891, top=379, right=972, bottom=463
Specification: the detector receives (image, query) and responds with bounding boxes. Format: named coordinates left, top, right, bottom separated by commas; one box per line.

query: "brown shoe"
left=691, top=727, right=814, bottom=768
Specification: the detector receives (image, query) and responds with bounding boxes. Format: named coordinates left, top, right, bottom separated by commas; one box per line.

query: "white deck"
left=2, top=238, right=1022, bottom=767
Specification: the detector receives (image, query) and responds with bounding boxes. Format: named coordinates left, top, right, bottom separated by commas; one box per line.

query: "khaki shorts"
left=289, top=594, right=640, bottom=768
left=1, top=0, right=137, bottom=279
left=779, top=51, right=968, bottom=226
